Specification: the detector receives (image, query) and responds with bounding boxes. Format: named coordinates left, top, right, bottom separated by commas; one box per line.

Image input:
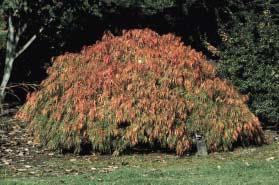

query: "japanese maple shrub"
left=16, top=29, right=264, bottom=155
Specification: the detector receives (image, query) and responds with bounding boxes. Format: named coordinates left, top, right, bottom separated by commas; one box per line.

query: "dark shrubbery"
left=0, top=13, right=6, bottom=51
left=16, top=29, right=264, bottom=155
left=218, top=9, right=279, bottom=126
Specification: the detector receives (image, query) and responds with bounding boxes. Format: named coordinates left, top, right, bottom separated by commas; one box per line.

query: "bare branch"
left=15, top=27, right=44, bottom=59
left=18, top=23, right=28, bottom=36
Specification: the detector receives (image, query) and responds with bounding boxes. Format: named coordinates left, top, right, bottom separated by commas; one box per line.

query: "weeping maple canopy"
left=16, top=29, right=264, bottom=155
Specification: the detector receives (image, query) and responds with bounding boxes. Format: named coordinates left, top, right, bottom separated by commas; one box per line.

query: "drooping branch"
left=18, top=23, right=28, bottom=37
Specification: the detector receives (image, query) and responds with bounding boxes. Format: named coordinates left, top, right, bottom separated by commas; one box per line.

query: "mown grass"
left=1, top=142, right=279, bottom=185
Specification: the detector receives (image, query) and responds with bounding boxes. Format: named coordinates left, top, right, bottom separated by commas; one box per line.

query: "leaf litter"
left=0, top=116, right=120, bottom=178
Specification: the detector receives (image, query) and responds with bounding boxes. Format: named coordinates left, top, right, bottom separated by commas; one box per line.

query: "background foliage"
left=0, top=11, right=5, bottom=49
left=218, top=2, right=279, bottom=125
left=0, top=0, right=277, bottom=129
left=0, top=0, right=251, bottom=87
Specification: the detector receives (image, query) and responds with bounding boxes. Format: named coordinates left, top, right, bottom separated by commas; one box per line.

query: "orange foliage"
left=16, top=29, right=264, bottom=155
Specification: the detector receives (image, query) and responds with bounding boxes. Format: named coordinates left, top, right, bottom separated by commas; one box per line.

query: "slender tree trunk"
left=0, top=16, right=17, bottom=106
left=0, top=16, right=43, bottom=110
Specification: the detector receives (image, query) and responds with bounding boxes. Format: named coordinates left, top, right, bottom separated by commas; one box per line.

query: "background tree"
left=218, top=2, right=279, bottom=125
left=0, top=0, right=102, bottom=105
left=1, top=0, right=277, bottom=127
left=0, top=0, right=52, bottom=104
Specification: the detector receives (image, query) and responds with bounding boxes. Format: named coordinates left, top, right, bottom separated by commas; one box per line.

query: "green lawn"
left=1, top=143, right=279, bottom=185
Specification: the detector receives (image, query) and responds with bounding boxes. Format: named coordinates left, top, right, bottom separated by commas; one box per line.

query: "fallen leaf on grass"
left=17, top=168, right=27, bottom=172
left=70, top=158, right=77, bottom=162
left=245, top=162, right=250, bottom=166
left=24, top=165, right=32, bottom=168
left=266, top=157, right=275, bottom=162
left=108, top=165, right=118, bottom=169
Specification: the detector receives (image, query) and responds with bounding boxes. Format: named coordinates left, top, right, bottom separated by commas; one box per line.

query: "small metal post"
left=195, top=133, right=208, bottom=156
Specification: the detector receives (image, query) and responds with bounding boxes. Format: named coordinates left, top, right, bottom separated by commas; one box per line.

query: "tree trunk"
left=0, top=16, right=17, bottom=106
left=0, top=16, right=42, bottom=110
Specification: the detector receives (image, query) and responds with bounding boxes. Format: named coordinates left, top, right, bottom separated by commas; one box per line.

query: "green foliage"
left=270, top=0, right=279, bottom=24
left=0, top=0, right=257, bottom=55
left=16, top=29, right=264, bottom=155
left=100, top=0, right=175, bottom=14
left=0, top=5, right=5, bottom=48
left=0, top=13, right=6, bottom=49
left=218, top=8, right=279, bottom=125
left=253, top=0, right=279, bottom=24
left=0, top=0, right=103, bottom=52
left=0, top=0, right=257, bottom=87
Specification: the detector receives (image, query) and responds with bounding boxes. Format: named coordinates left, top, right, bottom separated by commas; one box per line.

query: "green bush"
left=218, top=9, right=279, bottom=125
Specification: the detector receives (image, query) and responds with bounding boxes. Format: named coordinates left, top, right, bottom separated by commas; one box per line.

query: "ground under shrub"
left=16, top=29, right=264, bottom=155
